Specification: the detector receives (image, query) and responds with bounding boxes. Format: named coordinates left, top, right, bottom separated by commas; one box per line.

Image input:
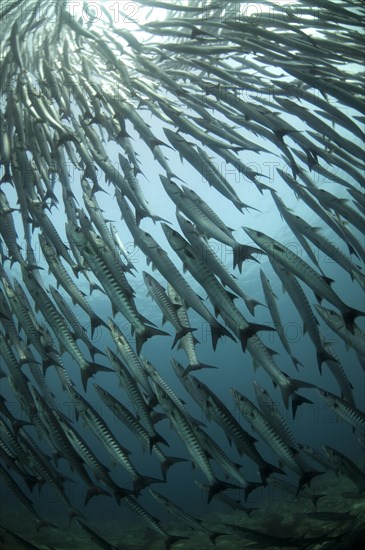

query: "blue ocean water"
left=0, top=4, right=364, bottom=546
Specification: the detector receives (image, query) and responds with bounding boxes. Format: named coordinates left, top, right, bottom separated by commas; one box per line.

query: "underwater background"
left=0, top=1, right=364, bottom=549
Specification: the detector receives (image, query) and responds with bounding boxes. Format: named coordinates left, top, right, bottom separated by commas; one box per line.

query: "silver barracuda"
left=21, top=265, right=110, bottom=390
left=149, top=489, right=226, bottom=545
left=282, top=210, right=365, bottom=290
left=72, top=219, right=167, bottom=355
left=38, top=232, right=106, bottom=336
left=151, top=377, right=239, bottom=503
left=143, top=270, right=196, bottom=348
left=105, top=347, right=167, bottom=451
left=244, top=226, right=364, bottom=331
left=172, top=360, right=283, bottom=483
left=269, top=258, right=334, bottom=371
left=176, top=210, right=262, bottom=315
left=162, top=223, right=275, bottom=352
left=259, top=269, right=302, bottom=371
left=117, top=191, right=233, bottom=349
left=108, top=320, right=156, bottom=403
left=167, top=283, right=217, bottom=374
left=231, top=389, right=322, bottom=493
left=319, top=338, right=355, bottom=406
left=323, top=446, right=365, bottom=494
left=315, top=305, right=365, bottom=359
left=317, top=389, right=365, bottom=434
left=49, top=285, right=104, bottom=360
left=67, top=384, right=163, bottom=496
left=278, top=169, right=365, bottom=262
left=93, top=383, right=186, bottom=480
left=0, top=189, right=25, bottom=266
left=253, top=380, right=299, bottom=452
left=161, top=175, right=262, bottom=272
left=110, top=223, right=136, bottom=272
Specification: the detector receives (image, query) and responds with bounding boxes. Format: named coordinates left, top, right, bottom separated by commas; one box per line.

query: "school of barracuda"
left=0, top=0, right=364, bottom=548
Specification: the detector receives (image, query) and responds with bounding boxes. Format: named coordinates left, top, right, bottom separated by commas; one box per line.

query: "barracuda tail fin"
left=171, top=327, right=197, bottom=349
left=113, top=486, right=134, bottom=505
left=240, top=323, right=276, bottom=352
left=148, top=432, right=169, bottom=454
left=279, top=374, right=315, bottom=415
left=316, top=346, right=337, bottom=373
left=84, top=485, right=111, bottom=506
left=89, top=282, right=105, bottom=295
left=297, top=470, right=325, bottom=495
left=160, top=456, right=188, bottom=481
left=150, top=214, right=171, bottom=225
left=244, top=481, right=263, bottom=501
left=184, top=363, right=218, bottom=376
left=134, top=475, right=165, bottom=496
left=81, top=363, right=113, bottom=392
left=259, top=463, right=286, bottom=484
left=343, top=306, right=365, bottom=333
left=88, top=344, right=106, bottom=360
left=233, top=244, right=263, bottom=272
left=291, top=356, right=303, bottom=371
left=244, top=296, right=263, bottom=316
left=90, top=314, right=108, bottom=338
left=207, top=479, right=240, bottom=504
left=291, top=393, right=313, bottom=419
left=135, top=326, right=170, bottom=355
left=135, top=207, right=149, bottom=226
left=211, top=323, right=235, bottom=351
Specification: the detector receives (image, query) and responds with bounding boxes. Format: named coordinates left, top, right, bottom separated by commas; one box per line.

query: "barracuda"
left=244, top=227, right=364, bottom=331
left=318, top=389, right=365, bottom=433
left=149, top=489, right=226, bottom=544
left=162, top=224, right=274, bottom=352
left=117, top=192, right=233, bottom=349
left=177, top=211, right=262, bottom=316
left=105, top=347, right=167, bottom=452
left=21, top=265, right=110, bottom=390
left=161, top=176, right=263, bottom=272
left=172, top=362, right=283, bottom=483
left=259, top=269, right=302, bottom=371
left=151, top=379, right=240, bottom=503
left=167, top=284, right=218, bottom=374
left=108, top=320, right=155, bottom=401
left=143, top=270, right=196, bottom=348
left=79, top=233, right=166, bottom=355
left=94, top=383, right=186, bottom=480
left=315, top=305, right=365, bottom=359
left=67, top=385, right=163, bottom=496
left=232, top=389, right=322, bottom=493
